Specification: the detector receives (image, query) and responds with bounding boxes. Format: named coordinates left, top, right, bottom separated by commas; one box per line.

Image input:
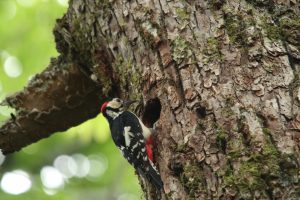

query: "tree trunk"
left=1, top=0, right=300, bottom=199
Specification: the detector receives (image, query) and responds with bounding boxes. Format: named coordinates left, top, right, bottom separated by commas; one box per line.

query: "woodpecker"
left=101, top=98, right=163, bottom=189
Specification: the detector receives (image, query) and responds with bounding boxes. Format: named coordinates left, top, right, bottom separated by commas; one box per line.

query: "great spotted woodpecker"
left=101, top=98, right=163, bottom=189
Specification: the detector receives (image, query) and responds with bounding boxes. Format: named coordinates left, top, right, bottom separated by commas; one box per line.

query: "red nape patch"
left=101, top=102, right=108, bottom=113
left=146, top=136, right=154, bottom=161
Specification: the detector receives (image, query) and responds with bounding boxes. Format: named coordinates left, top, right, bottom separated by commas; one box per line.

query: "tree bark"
left=1, top=0, right=300, bottom=199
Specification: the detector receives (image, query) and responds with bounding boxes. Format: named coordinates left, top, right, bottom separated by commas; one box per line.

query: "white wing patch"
left=124, top=126, right=134, bottom=147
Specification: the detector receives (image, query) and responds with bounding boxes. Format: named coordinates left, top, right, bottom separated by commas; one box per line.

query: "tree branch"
left=0, top=57, right=104, bottom=154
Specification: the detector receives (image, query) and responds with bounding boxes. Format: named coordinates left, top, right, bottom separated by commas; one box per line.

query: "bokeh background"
left=0, top=0, right=142, bottom=199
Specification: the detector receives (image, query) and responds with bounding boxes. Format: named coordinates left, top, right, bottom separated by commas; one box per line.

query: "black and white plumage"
left=101, top=98, right=163, bottom=190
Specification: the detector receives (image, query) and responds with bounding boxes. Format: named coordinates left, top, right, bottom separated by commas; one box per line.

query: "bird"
left=101, top=98, right=163, bottom=189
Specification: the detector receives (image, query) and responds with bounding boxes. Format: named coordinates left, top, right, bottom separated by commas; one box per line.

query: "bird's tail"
left=139, top=161, right=163, bottom=190
left=147, top=165, right=163, bottom=190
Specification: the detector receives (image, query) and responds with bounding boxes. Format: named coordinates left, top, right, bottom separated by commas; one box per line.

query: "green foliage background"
left=0, top=1, right=142, bottom=199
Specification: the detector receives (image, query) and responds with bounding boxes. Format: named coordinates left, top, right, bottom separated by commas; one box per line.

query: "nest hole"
left=142, top=98, right=161, bottom=128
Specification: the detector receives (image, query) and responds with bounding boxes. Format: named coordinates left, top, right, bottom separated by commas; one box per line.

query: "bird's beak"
left=123, top=99, right=137, bottom=109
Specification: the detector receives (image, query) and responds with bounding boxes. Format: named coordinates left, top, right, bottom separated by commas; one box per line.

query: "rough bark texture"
left=1, top=0, right=300, bottom=199
left=0, top=58, right=104, bottom=154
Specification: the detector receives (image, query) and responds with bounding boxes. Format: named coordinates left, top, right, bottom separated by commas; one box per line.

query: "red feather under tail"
left=146, top=136, right=153, bottom=161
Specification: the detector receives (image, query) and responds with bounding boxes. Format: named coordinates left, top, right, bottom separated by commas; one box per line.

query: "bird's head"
left=101, top=98, right=135, bottom=119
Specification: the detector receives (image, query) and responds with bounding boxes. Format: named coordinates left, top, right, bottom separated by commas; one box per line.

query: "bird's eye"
left=116, top=98, right=121, bottom=103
